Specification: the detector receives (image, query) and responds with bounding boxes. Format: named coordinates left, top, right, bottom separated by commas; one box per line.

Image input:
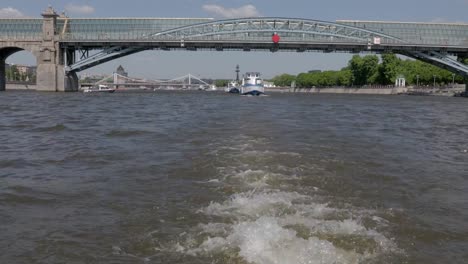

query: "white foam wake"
left=174, top=136, right=400, bottom=263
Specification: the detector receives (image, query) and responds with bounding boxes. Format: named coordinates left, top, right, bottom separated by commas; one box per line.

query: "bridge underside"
left=63, top=41, right=468, bottom=79
left=62, top=46, right=468, bottom=94
left=62, top=18, right=468, bottom=84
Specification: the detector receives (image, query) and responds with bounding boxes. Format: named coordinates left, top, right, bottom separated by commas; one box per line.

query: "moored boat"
left=226, top=80, right=240, bottom=94
left=83, top=84, right=116, bottom=93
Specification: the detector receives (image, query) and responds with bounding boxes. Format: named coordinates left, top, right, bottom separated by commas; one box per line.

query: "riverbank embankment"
left=266, top=85, right=466, bottom=96
left=265, top=87, right=408, bottom=95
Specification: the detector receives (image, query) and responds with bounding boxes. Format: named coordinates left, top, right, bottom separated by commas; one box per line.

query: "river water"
left=0, top=90, right=467, bottom=263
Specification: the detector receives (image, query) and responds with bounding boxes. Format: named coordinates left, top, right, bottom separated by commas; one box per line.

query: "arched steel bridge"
left=1, top=10, right=468, bottom=92
left=85, top=72, right=211, bottom=90
left=60, top=17, right=468, bottom=77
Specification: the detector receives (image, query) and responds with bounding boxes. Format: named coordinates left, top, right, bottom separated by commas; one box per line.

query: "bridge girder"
left=402, top=51, right=468, bottom=78
left=150, top=18, right=404, bottom=44
left=66, top=46, right=147, bottom=72
left=64, top=17, right=468, bottom=78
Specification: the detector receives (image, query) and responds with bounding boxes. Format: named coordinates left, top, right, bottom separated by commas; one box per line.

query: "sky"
left=1, top=0, right=468, bottom=79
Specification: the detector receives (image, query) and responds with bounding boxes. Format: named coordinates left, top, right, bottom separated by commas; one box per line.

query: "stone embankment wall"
left=266, top=87, right=408, bottom=95
left=6, top=83, right=37, bottom=90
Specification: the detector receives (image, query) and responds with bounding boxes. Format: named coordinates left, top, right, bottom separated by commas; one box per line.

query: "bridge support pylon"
left=64, top=71, right=79, bottom=91
left=465, top=78, right=468, bottom=94
left=0, top=57, right=5, bottom=91
left=35, top=64, right=78, bottom=92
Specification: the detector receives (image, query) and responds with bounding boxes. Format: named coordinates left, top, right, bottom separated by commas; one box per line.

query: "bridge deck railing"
left=59, top=33, right=401, bottom=44
left=0, top=18, right=42, bottom=40
left=0, top=34, right=42, bottom=41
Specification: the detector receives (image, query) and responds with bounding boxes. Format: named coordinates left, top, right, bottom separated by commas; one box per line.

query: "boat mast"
left=236, top=64, right=240, bottom=82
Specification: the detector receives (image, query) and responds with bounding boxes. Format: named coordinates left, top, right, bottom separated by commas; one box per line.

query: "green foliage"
left=5, top=64, right=35, bottom=82
left=294, top=70, right=352, bottom=87
left=271, top=74, right=296, bottom=87
left=458, top=57, right=468, bottom=65
left=5, top=67, right=13, bottom=80
left=79, top=77, right=93, bottom=84
left=348, top=55, right=379, bottom=85
left=271, top=53, right=463, bottom=88
left=215, top=79, right=229, bottom=87
left=377, top=53, right=401, bottom=85
left=337, top=69, right=352, bottom=86
left=401, top=59, right=455, bottom=85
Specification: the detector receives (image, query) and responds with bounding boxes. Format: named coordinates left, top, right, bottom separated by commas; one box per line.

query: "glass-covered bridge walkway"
left=1, top=6, right=467, bottom=91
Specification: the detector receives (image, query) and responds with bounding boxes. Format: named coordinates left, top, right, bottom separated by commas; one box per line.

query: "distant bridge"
left=1, top=6, right=467, bottom=92
left=82, top=73, right=212, bottom=90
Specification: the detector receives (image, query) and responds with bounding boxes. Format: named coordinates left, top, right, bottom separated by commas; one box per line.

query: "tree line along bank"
left=270, top=54, right=468, bottom=88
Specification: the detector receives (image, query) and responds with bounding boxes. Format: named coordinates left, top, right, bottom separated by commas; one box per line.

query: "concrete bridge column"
left=35, top=63, right=76, bottom=92
left=64, top=71, right=79, bottom=91
left=465, top=78, right=468, bottom=94
left=36, top=65, right=79, bottom=92
left=0, top=56, right=5, bottom=91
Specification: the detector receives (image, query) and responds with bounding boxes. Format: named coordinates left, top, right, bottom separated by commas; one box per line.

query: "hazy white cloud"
left=0, top=7, right=26, bottom=18
left=65, top=4, right=95, bottom=15
left=430, top=17, right=466, bottom=24
left=430, top=17, right=448, bottom=23
left=202, top=4, right=261, bottom=18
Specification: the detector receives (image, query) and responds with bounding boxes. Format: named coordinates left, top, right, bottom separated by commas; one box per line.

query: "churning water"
left=0, top=90, right=467, bottom=263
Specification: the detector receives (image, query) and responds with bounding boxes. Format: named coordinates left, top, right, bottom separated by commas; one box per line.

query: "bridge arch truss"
left=150, top=18, right=404, bottom=44
left=63, top=17, right=468, bottom=77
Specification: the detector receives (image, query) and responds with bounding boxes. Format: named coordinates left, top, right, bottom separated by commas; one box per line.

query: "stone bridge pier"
left=0, top=7, right=78, bottom=92
left=0, top=54, right=5, bottom=92
left=465, top=78, right=468, bottom=93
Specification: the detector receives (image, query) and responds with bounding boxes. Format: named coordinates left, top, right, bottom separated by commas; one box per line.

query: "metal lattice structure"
left=149, top=18, right=405, bottom=44
left=56, top=18, right=468, bottom=76
left=83, top=72, right=211, bottom=90
left=2, top=16, right=468, bottom=76
left=403, top=51, right=468, bottom=77
left=62, top=18, right=402, bottom=72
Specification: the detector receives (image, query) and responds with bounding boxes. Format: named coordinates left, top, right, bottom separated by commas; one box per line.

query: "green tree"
left=215, top=79, right=229, bottom=87
left=348, top=55, right=379, bottom=86
left=5, top=67, right=12, bottom=81
left=271, top=53, right=463, bottom=88
left=295, top=72, right=311, bottom=88
left=336, top=69, right=352, bottom=86
left=10, top=65, right=19, bottom=81
left=271, top=74, right=296, bottom=87
left=377, top=53, right=401, bottom=85
left=79, top=77, right=92, bottom=84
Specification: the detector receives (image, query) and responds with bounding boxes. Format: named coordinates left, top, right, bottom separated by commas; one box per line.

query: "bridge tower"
left=36, top=6, right=78, bottom=91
